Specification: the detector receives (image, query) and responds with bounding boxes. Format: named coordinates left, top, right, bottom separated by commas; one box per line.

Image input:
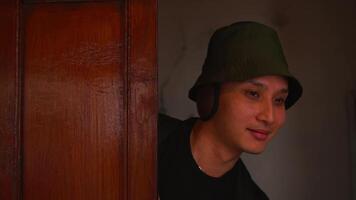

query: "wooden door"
left=0, top=0, right=157, bottom=199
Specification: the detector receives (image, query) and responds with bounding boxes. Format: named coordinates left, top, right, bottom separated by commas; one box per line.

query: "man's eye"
left=274, top=98, right=286, bottom=105
left=245, top=90, right=260, bottom=99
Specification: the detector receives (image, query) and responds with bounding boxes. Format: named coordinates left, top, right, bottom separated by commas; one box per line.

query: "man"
left=158, top=21, right=303, bottom=200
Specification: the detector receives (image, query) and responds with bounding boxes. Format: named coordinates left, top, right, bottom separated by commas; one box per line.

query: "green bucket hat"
left=188, top=21, right=303, bottom=109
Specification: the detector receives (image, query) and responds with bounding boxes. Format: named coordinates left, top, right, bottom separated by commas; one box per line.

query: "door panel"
left=22, top=2, right=127, bottom=199
left=127, top=1, right=157, bottom=199
left=24, top=0, right=110, bottom=3
left=0, top=1, right=21, bottom=200
left=1, top=0, right=157, bottom=199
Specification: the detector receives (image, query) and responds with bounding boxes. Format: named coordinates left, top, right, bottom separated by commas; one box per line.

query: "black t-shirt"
left=159, top=118, right=239, bottom=200
left=158, top=116, right=269, bottom=200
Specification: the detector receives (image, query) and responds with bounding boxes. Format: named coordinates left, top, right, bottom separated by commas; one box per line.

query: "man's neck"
left=190, top=119, right=242, bottom=178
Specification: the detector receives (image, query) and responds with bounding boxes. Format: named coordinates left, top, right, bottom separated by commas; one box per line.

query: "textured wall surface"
left=159, top=0, right=356, bottom=199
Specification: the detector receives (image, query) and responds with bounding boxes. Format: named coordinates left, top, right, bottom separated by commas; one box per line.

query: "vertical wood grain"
left=0, top=1, right=21, bottom=199
left=127, top=0, right=157, bottom=199
left=1, top=0, right=157, bottom=199
left=23, top=0, right=115, bottom=3
left=23, top=2, right=127, bottom=199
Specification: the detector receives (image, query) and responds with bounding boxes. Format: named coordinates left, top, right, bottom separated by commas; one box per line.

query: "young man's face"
left=211, top=75, right=288, bottom=154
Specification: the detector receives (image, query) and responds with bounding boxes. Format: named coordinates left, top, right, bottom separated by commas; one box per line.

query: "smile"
left=247, top=128, right=270, bottom=141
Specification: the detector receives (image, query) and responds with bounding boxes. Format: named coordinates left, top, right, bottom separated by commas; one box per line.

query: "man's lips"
left=247, top=128, right=271, bottom=141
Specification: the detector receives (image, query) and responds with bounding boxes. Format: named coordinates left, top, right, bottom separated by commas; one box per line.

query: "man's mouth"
left=247, top=128, right=270, bottom=141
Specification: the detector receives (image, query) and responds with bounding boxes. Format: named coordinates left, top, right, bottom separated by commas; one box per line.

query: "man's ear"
left=196, top=84, right=220, bottom=121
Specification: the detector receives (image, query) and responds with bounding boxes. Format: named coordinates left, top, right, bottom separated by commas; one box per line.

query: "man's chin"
left=243, top=147, right=266, bottom=155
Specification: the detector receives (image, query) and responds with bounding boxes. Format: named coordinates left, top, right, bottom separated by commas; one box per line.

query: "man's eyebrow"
left=246, top=80, right=266, bottom=89
left=246, top=80, right=289, bottom=94
left=279, top=88, right=289, bottom=94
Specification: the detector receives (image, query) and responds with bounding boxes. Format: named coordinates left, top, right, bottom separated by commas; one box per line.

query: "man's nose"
left=256, top=100, right=275, bottom=125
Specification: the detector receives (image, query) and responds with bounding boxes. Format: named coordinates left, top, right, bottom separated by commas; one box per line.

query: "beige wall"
left=159, top=0, right=356, bottom=199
